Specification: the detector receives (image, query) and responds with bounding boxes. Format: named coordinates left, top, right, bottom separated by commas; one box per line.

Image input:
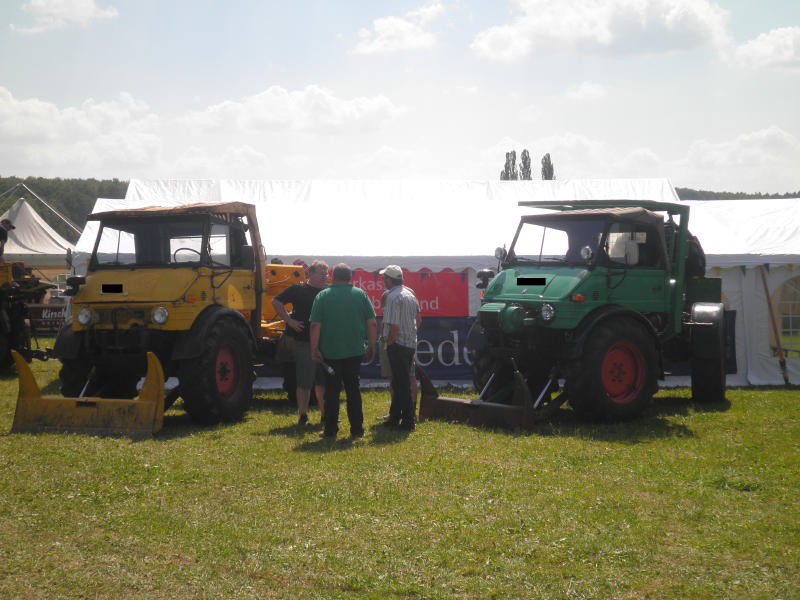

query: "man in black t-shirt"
left=0, top=218, right=15, bottom=261
left=272, top=260, right=329, bottom=425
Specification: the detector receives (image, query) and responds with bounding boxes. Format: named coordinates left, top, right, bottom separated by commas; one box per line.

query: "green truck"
left=420, top=199, right=726, bottom=426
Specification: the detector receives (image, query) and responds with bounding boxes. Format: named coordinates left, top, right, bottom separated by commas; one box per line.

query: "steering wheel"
left=172, top=247, right=202, bottom=262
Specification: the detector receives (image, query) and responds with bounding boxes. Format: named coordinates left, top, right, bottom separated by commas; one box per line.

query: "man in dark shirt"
left=0, top=218, right=14, bottom=261
left=272, top=260, right=329, bottom=425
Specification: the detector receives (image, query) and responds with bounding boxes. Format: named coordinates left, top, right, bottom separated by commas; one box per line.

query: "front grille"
left=94, top=307, right=149, bottom=327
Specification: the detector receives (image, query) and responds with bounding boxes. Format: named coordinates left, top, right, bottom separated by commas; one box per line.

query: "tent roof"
left=73, top=179, right=799, bottom=271
left=1, top=198, right=74, bottom=267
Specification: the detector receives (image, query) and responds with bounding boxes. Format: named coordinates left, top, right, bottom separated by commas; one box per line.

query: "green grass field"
left=1, top=354, right=798, bottom=599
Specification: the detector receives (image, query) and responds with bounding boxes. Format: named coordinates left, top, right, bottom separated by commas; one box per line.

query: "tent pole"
left=758, top=265, right=790, bottom=385
left=19, top=183, right=83, bottom=235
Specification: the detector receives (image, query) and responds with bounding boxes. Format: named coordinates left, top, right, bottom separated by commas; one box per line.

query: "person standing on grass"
left=272, top=260, right=329, bottom=426
left=379, top=265, right=421, bottom=431
left=310, top=263, right=376, bottom=440
left=378, top=286, right=420, bottom=422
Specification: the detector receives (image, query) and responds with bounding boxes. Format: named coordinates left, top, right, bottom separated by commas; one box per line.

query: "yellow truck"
left=11, top=202, right=303, bottom=436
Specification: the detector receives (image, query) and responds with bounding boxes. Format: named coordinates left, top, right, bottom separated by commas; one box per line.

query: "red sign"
left=28, top=304, right=69, bottom=335
left=351, top=269, right=468, bottom=317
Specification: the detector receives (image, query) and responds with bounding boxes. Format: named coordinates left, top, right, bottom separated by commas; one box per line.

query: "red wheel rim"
left=215, top=345, right=238, bottom=397
left=601, top=342, right=644, bottom=404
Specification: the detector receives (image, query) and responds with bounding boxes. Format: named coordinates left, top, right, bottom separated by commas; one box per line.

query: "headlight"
left=152, top=306, right=169, bottom=325
left=540, top=303, right=556, bottom=322
left=76, top=307, right=92, bottom=326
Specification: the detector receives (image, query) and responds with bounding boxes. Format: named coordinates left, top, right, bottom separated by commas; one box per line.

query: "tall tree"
left=500, top=151, right=518, bottom=180
left=541, top=153, right=555, bottom=180
left=519, top=149, right=532, bottom=180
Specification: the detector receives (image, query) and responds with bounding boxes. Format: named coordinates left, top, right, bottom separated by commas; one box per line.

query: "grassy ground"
left=0, top=353, right=798, bottom=599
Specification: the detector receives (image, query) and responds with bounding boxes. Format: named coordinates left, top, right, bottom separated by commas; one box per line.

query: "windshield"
left=508, top=218, right=605, bottom=265
left=93, top=218, right=209, bottom=267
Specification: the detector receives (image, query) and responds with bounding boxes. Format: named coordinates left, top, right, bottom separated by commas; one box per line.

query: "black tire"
left=179, top=317, right=254, bottom=423
left=466, top=322, right=516, bottom=403
left=59, top=358, right=92, bottom=396
left=567, top=317, right=658, bottom=420
left=691, top=310, right=726, bottom=404
left=0, top=331, right=11, bottom=369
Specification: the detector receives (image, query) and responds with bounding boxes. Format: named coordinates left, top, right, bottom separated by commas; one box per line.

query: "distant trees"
left=519, top=150, right=532, bottom=180
left=501, top=150, right=555, bottom=181
left=541, top=153, right=555, bottom=180
left=500, top=151, right=519, bottom=180
left=0, top=176, right=128, bottom=243
left=675, top=187, right=800, bottom=200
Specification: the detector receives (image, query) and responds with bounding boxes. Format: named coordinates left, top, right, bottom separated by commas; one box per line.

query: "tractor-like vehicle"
left=11, top=202, right=303, bottom=437
left=419, top=200, right=726, bottom=426
left=0, top=262, right=52, bottom=369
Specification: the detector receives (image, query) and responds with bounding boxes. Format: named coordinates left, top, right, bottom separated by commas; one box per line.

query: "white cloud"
left=471, top=0, right=732, bottom=61
left=182, top=85, right=404, bottom=134
left=667, top=126, right=800, bottom=192
left=11, top=0, right=118, bottom=34
left=684, top=126, right=800, bottom=169
left=172, top=145, right=269, bottom=178
left=565, top=82, right=608, bottom=101
left=352, top=3, right=445, bottom=55
left=0, top=87, right=160, bottom=175
left=733, top=27, right=800, bottom=69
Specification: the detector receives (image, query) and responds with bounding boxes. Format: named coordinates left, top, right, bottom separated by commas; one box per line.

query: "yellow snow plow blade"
left=10, top=351, right=165, bottom=438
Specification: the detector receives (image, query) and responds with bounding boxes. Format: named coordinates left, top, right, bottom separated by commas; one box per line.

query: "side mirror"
left=476, top=269, right=495, bottom=289
left=580, top=246, right=594, bottom=263
left=64, top=276, right=86, bottom=296
left=494, top=247, right=507, bottom=261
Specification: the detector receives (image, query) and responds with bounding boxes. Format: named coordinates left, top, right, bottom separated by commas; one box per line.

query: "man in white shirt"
left=379, top=265, right=421, bottom=431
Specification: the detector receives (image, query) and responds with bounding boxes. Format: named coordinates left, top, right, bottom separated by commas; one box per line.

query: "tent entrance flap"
left=10, top=351, right=165, bottom=438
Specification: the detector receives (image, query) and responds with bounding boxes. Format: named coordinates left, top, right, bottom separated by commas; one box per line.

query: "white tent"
left=0, top=198, right=75, bottom=267
left=73, top=178, right=800, bottom=385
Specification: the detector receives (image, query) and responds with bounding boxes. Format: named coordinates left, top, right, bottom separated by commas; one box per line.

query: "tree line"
left=1, top=174, right=797, bottom=245
left=0, top=176, right=128, bottom=244
left=499, top=150, right=799, bottom=199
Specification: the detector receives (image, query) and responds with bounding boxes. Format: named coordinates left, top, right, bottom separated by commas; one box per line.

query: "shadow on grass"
left=423, top=394, right=734, bottom=443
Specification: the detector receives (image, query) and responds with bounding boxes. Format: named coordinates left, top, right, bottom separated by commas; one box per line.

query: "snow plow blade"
left=10, top=350, right=165, bottom=438
left=417, top=366, right=528, bottom=428
left=417, top=365, right=563, bottom=429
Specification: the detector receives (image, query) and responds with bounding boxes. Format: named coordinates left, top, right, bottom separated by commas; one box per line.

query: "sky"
left=1, top=0, right=799, bottom=193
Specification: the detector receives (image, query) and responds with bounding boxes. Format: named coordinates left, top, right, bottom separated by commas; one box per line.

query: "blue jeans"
left=387, top=343, right=415, bottom=426
left=322, top=355, right=364, bottom=437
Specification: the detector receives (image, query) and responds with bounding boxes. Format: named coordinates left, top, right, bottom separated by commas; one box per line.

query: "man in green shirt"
left=310, top=264, right=377, bottom=439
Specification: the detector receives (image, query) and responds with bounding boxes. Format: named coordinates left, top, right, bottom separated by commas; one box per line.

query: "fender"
left=572, top=305, right=661, bottom=359
left=172, top=305, right=255, bottom=361
left=689, top=302, right=725, bottom=360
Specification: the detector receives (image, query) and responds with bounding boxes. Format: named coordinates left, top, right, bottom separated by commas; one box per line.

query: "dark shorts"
left=292, top=340, right=325, bottom=388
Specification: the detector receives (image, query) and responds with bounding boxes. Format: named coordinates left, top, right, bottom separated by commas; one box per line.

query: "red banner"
left=351, top=269, right=468, bottom=317
left=28, top=304, right=69, bottom=335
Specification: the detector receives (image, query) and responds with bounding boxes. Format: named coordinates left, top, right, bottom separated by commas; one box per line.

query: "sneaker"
left=398, top=421, right=415, bottom=431
left=319, top=431, right=336, bottom=439
left=351, top=432, right=364, bottom=441
left=298, top=413, right=309, bottom=426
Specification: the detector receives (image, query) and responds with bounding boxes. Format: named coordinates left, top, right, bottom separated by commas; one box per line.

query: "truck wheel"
left=0, top=331, right=11, bottom=369
left=59, top=358, right=92, bottom=397
left=567, top=318, right=658, bottom=420
left=180, top=318, right=254, bottom=423
left=690, top=305, right=726, bottom=403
